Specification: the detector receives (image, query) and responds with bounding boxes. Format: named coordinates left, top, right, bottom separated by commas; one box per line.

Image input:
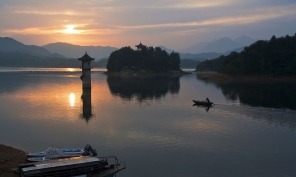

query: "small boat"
left=27, top=147, right=84, bottom=157
left=27, top=144, right=97, bottom=162
left=19, top=156, right=126, bottom=177
left=27, top=154, right=61, bottom=162
left=192, top=100, right=214, bottom=106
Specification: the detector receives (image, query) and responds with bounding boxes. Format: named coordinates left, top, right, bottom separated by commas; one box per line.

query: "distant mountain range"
left=179, top=36, right=257, bottom=54
left=159, top=45, right=244, bottom=61
left=0, top=37, right=110, bottom=67
left=0, top=37, right=63, bottom=58
left=43, top=42, right=118, bottom=60
left=0, top=37, right=118, bottom=60
left=0, top=36, right=258, bottom=68
left=1, top=36, right=257, bottom=60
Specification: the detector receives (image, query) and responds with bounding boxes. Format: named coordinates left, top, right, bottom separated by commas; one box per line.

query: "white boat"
left=26, top=144, right=97, bottom=162
left=27, top=146, right=84, bottom=161
left=27, top=154, right=61, bottom=162
left=26, top=147, right=53, bottom=157
left=19, top=156, right=126, bottom=177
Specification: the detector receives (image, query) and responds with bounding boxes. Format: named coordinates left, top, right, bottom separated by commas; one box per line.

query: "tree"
left=170, top=52, right=181, bottom=70
left=195, top=34, right=296, bottom=76
left=106, top=46, right=181, bottom=72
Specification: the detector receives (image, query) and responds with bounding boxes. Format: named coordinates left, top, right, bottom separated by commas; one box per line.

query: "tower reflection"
left=81, top=88, right=92, bottom=123
left=78, top=52, right=95, bottom=123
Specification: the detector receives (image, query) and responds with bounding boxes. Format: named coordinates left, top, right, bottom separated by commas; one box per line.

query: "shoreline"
left=103, top=70, right=191, bottom=77
left=0, top=144, right=27, bottom=177
left=195, top=72, right=296, bottom=83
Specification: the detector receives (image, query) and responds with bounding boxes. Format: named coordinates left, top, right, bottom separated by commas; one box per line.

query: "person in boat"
left=205, top=97, right=210, bottom=103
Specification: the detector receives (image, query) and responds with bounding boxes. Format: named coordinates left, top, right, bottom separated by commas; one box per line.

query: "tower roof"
left=77, top=52, right=95, bottom=61
left=135, top=42, right=146, bottom=49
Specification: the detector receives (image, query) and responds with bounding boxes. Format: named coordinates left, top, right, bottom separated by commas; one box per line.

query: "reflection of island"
left=81, top=88, right=92, bottom=123
left=201, top=76, right=296, bottom=130
left=107, top=75, right=180, bottom=101
left=199, top=77, right=296, bottom=129
left=213, top=81, right=296, bottom=110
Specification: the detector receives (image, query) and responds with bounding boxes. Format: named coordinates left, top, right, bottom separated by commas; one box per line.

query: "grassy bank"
left=0, top=144, right=27, bottom=177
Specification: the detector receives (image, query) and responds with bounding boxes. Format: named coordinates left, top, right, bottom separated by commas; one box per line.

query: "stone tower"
left=78, top=52, right=95, bottom=89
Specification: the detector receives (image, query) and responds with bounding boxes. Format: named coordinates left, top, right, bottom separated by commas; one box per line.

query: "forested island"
left=106, top=44, right=186, bottom=75
left=196, top=34, right=296, bottom=76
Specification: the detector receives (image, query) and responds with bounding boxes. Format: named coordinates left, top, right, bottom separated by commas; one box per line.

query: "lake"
left=0, top=67, right=296, bottom=177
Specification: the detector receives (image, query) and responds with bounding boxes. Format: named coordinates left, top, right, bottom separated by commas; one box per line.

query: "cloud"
left=12, top=10, right=91, bottom=16
left=85, top=0, right=235, bottom=10
left=166, top=0, right=235, bottom=9
left=5, top=26, right=119, bottom=36
left=117, top=5, right=296, bottom=29
left=166, top=28, right=210, bottom=36
left=5, top=28, right=55, bottom=35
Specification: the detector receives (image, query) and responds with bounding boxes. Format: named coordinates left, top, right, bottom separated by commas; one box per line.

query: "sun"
left=63, top=25, right=80, bottom=34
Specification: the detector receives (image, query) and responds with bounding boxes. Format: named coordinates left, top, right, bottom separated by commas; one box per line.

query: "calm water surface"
left=0, top=68, right=296, bottom=177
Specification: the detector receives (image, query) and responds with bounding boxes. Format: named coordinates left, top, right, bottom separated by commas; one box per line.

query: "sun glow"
left=63, top=25, right=81, bottom=34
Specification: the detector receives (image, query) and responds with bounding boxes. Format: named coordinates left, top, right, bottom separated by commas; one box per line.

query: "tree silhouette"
left=106, top=46, right=181, bottom=72
left=195, top=34, right=296, bottom=76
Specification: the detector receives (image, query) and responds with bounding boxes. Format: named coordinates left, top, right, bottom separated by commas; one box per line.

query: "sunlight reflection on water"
left=69, top=92, right=75, bottom=107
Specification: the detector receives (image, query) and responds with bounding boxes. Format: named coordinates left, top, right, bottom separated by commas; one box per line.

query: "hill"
left=201, top=37, right=242, bottom=53
left=43, top=42, right=118, bottom=60
left=0, top=51, right=81, bottom=67
left=196, top=34, right=296, bottom=76
left=0, top=37, right=79, bottom=67
left=179, top=48, right=245, bottom=69
left=0, top=37, right=53, bottom=57
left=234, top=36, right=257, bottom=46
left=158, top=45, right=174, bottom=54
left=179, top=42, right=209, bottom=54
left=0, top=37, right=113, bottom=68
left=0, top=50, right=109, bottom=68
left=180, top=36, right=256, bottom=54
left=0, top=37, right=25, bottom=51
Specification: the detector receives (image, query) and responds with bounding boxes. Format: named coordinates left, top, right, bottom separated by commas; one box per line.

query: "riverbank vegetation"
left=196, top=34, right=296, bottom=76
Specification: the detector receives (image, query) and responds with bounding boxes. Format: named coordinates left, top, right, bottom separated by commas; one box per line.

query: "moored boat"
left=27, top=147, right=84, bottom=157
left=26, top=144, right=96, bottom=162
left=19, top=156, right=126, bottom=177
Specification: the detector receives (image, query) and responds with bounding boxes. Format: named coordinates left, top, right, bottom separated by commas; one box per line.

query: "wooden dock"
left=18, top=156, right=125, bottom=177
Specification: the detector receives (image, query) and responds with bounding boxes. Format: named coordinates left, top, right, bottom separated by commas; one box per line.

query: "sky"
left=0, top=0, right=296, bottom=50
